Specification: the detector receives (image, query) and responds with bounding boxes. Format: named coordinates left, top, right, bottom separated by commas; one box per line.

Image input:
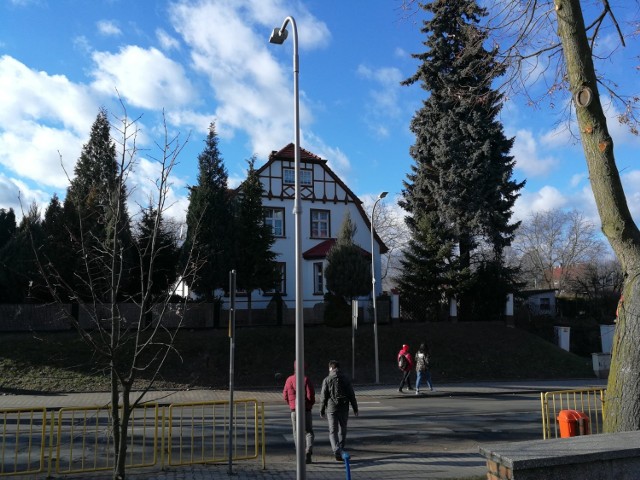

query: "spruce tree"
left=41, top=194, right=75, bottom=301
left=0, top=208, right=16, bottom=250
left=400, top=0, right=524, bottom=320
left=0, top=203, right=43, bottom=302
left=232, top=157, right=277, bottom=320
left=134, top=206, right=180, bottom=301
left=325, top=212, right=371, bottom=302
left=63, top=107, right=133, bottom=300
left=183, top=122, right=232, bottom=301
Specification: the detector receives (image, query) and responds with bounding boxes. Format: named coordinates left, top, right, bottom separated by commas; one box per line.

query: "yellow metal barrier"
left=0, top=407, right=47, bottom=476
left=0, top=399, right=265, bottom=477
left=541, top=388, right=606, bottom=439
left=166, top=399, right=263, bottom=467
left=54, top=403, right=159, bottom=474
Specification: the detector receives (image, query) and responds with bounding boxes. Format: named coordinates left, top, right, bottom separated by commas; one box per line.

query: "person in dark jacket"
left=397, top=344, right=414, bottom=392
left=283, top=361, right=315, bottom=464
left=319, top=360, right=358, bottom=462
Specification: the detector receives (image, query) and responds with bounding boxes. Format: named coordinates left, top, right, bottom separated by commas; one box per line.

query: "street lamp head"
left=269, top=27, right=288, bottom=44
left=378, top=191, right=388, bottom=200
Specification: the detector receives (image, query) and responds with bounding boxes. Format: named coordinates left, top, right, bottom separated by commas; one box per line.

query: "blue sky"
left=1, top=0, right=639, bottom=230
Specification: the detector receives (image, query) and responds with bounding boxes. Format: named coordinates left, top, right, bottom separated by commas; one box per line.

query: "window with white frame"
left=310, top=209, right=330, bottom=238
left=263, top=262, right=286, bottom=295
left=264, top=207, right=285, bottom=237
left=313, top=262, right=324, bottom=295
left=283, top=167, right=312, bottom=186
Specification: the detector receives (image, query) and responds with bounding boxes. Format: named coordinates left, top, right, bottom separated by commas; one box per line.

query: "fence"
left=540, top=387, right=606, bottom=439
left=0, top=399, right=265, bottom=477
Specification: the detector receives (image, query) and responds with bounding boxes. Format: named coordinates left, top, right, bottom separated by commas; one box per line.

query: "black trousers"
left=399, top=370, right=412, bottom=390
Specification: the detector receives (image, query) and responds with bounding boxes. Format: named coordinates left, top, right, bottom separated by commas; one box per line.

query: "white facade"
left=237, top=144, right=387, bottom=320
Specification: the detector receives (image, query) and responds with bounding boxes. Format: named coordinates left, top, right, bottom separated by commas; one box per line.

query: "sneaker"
left=407, top=387, right=414, bottom=391
left=398, top=388, right=403, bottom=393
left=430, top=387, right=436, bottom=392
left=415, top=390, right=420, bottom=395
left=335, top=452, right=343, bottom=462
left=305, top=452, right=312, bottom=464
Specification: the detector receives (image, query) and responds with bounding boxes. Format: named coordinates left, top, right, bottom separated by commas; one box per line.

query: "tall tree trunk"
left=554, top=0, right=640, bottom=432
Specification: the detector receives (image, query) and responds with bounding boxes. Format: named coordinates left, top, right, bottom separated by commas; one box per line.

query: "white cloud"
left=97, top=20, right=122, bottom=37
left=156, top=28, right=180, bottom=51
left=513, top=185, right=567, bottom=221
left=0, top=173, right=51, bottom=220
left=91, top=46, right=195, bottom=110
left=168, top=0, right=330, bottom=158
left=0, top=55, right=96, bottom=133
left=126, top=156, right=190, bottom=223
left=0, top=56, right=98, bottom=188
left=512, top=129, right=558, bottom=177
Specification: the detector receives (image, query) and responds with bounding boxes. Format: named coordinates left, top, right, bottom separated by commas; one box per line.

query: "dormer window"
left=283, top=167, right=312, bottom=186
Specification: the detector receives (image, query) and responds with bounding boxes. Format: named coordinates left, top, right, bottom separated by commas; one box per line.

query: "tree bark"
left=554, top=0, right=640, bottom=432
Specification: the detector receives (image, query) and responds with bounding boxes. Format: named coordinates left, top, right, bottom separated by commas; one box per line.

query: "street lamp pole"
left=270, top=17, right=306, bottom=479
left=371, top=191, right=388, bottom=384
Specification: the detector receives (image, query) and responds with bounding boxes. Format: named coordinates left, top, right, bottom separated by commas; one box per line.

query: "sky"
left=1, top=0, right=639, bottom=233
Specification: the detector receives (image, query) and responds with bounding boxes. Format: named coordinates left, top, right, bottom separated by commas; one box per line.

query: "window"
left=311, top=209, right=330, bottom=238
left=313, top=262, right=324, bottom=295
left=264, top=207, right=285, bottom=237
left=540, top=297, right=551, bottom=311
left=263, top=262, right=286, bottom=295
left=283, top=168, right=312, bottom=186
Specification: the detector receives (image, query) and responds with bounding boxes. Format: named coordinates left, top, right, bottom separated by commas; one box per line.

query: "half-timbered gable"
left=237, top=144, right=387, bottom=325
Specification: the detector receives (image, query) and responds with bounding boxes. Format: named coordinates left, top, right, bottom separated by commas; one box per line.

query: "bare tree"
left=513, top=208, right=607, bottom=291
left=29, top=105, right=200, bottom=480
left=362, top=198, right=410, bottom=288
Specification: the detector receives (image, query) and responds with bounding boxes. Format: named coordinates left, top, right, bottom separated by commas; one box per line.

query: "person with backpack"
left=414, top=342, right=434, bottom=394
left=319, top=360, right=358, bottom=462
left=282, top=361, right=316, bottom=464
left=397, top=344, right=414, bottom=392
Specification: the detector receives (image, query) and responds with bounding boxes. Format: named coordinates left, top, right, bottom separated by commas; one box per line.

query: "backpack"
left=398, top=354, right=408, bottom=370
left=330, top=373, right=349, bottom=405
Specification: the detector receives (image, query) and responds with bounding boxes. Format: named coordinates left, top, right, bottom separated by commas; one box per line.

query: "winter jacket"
left=397, top=345, right=414, bottom=372
left=319, top=369, right=358, bottom=415
left=282, top=365, right=315, bottom=411
left=414, top=351, right=430, bottom=372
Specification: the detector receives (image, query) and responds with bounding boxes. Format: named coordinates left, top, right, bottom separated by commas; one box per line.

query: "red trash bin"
left=557, top=409, right=590, bottom=438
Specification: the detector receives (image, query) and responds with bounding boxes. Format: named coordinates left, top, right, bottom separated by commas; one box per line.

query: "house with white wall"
left=231, top=144, right=387, bottom=324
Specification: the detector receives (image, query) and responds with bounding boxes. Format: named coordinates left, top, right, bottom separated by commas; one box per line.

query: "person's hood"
left=401, top=344, right=409, bottom=352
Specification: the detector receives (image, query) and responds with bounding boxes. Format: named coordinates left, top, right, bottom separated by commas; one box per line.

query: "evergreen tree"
left=63, top=108, right=133, bottom=300
left=183, top=122, right=232, bottom=300
left=0, top=203, right=43, bottom=303
left=325, top=212, right=371, bottom=302
left=400, top=0, right=524, bottom=320
left=232, top=157, right=277, bottom=319
left=0, top=208, right=16, bottom=249
left=134, top=205, right=180, bottom=301
left=41, top=194, right=75, bottom=301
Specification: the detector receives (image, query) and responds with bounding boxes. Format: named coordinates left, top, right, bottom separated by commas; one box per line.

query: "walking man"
left=283, top=361, right=315, bottom=464
left=319, top=360, right=358, bottom=461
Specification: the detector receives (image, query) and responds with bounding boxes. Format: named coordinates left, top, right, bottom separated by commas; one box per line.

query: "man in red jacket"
left=397, top=344, right=414, bottom=392
left=283, top=361, right=316, bottom=464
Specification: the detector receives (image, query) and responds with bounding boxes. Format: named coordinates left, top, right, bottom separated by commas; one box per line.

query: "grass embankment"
left=0, top=322, right=595, bottom=394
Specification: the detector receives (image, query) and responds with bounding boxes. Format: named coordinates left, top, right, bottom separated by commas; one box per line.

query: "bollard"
left=342, top=451, right=352, bottom=480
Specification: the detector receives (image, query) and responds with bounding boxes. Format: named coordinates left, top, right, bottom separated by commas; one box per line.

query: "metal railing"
left=541, top=388, right=606, bottom=439
left=0, top=399, right=265, bottom=478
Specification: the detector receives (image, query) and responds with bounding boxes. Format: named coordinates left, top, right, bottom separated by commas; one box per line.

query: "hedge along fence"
left=0, top=303, right=220, bottom=332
